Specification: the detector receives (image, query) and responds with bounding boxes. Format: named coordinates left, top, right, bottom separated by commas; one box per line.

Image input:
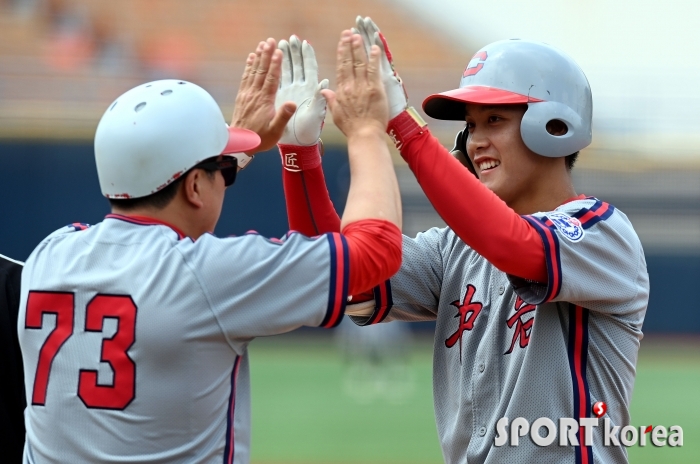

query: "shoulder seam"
left=172, top=237, right=243, bottom=354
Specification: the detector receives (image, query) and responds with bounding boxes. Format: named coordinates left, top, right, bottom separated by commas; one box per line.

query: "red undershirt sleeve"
left=388, top=111, right=547, bottom=283
left=279, top=143, right=399, bottom=299
left=341, top=219, right=402, bottom=296
left=279, top=143, right=341, bottom=236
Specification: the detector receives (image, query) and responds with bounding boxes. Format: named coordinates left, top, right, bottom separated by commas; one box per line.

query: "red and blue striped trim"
left=572, top=199, right=615, bottom=230
left=105, top=214, right=186, bottom=239
left=223, top=356, right=241, bottom=464
left=66, top=222, right=90, bottom=231
left=367, top=280, right=394, bottom=325
left=568, top=304, right=593, bottom=464
left=523, top=216, right=562, bottom=303
left=321, top=233, right=349, bottom=328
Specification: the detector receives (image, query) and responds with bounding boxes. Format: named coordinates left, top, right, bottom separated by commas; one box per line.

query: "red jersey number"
left=25, top=291, right=137, bottom=410
left=25, top=291, right=75, bottom=405
left=78, top=295, right=137, bottom=409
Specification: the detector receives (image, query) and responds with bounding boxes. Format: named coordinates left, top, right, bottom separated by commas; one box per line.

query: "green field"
left=249, top=334, right=699, bottom=464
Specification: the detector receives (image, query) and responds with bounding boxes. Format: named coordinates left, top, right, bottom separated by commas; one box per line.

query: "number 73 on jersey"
left=24, top=291, right=137, bottom=410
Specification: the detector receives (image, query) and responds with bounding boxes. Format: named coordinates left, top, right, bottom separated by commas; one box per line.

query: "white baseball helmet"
left=423, top=39, right=592, bottom=158
left=95, top=80, right=260, bottom=199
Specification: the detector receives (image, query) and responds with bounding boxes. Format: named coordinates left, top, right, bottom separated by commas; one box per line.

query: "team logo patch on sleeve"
left=547, top=212, right=584, bottom=242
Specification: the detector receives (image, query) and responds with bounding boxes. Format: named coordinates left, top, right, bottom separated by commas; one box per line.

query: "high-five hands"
left=322, top=31, right=389, bottom=139
left=352, top=16, right=408, bottom=120
left=229, top=18, right=415, bottom=174
left=231, top=38, right=297, bottom=156
left=351, top=16, right=426, bottom=151
left=276, top=36, right=329, bottom=146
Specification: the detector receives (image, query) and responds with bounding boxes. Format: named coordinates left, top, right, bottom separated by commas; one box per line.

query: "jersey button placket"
left=478, top=426, right=487, bottom=437
left=478, top=363, right=485, bottom=373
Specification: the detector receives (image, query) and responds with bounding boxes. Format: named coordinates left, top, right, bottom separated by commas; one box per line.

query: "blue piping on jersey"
left=567, top=305, right=593, bottom=464
left=523, top=216, right=562, bottom=303
left=322, top=233, right=349, bottom=328
left=368, top=279, right=394, bottom=325
left=223, top=356, right=241, bottom=464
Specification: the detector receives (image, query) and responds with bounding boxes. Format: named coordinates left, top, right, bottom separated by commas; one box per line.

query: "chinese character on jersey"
left=445, top=284, right=483, bottom=362
left=504, top=296, right=536, bottom=354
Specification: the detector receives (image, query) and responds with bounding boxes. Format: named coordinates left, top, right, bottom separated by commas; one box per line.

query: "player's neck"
left=507, top=170, right=577, bottom=215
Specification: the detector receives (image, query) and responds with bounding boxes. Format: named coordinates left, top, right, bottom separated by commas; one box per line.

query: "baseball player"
left=0, top=253, right=25, bottom=463
left=17, top=36, right=402, bottom=463
left=280, top=19, right=650, bottom=464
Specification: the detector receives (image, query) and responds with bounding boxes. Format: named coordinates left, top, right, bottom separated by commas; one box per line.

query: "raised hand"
left=276, top=36, right=329, bottom=146
left=230, top=38, right=296, bottom=154
left=352, top=16, right=408, bottom=120
left=322, top=31, right=389, bottom=139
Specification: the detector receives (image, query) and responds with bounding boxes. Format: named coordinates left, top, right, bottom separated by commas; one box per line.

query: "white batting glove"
left=353, top=16, right=408, bottom=120
left=276, top=36, right=329, bottom=147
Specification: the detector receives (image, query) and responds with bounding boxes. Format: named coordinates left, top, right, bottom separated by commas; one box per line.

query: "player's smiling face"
left=464, top=103, right=551, bottom=208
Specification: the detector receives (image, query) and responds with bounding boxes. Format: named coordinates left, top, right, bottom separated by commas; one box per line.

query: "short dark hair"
left=545, top=119, right=579, bottom=171
left=108, top=167, right=217, bottom=212
left=108, top=175, right=185, bottom=211
left=565, top=152, right=579, bottom=170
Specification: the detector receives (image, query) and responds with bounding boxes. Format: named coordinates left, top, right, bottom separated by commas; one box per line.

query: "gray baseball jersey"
left=18, top=214, right=349, bottom=464
left=349, top=197, right=649, bottom=463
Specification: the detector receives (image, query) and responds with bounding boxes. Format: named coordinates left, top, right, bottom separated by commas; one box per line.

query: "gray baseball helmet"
left=422, top=39, right=592, bottom=158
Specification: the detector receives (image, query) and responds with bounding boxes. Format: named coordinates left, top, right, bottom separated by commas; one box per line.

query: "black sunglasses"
left=195, top=156, right=238, bottom=187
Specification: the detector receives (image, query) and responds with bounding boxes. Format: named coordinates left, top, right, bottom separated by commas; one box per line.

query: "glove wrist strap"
left=386, top=107, right=427, bottom=150
left=278, top=141, right=324, bottom=172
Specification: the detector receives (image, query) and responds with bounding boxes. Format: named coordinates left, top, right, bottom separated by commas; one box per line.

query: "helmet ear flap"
left=451, top=128, right=477, bottom=177
left=520, top=102, right=592, bottom=158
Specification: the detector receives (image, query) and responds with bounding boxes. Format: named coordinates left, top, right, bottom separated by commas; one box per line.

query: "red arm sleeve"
left=388, top=112, right=547, bottom=283
left=279, top=143, right=378, bottom=302
left=279, top=143, right=341, bottom=236
left=342, top=219, right=402, bottom=296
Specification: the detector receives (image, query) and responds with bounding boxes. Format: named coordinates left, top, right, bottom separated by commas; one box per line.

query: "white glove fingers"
left=373, top=32, right=393, bottom=77
left=278, top=39, right=293, bottom=87
left=363, top=17, right=381, bottom=38
left=289, top=35, right=305, bottom=83
left=363, top=16, right=394, bottom=70
left=359, top=17, right=380, bottom=50
left=354, top=15, right=364, bottom=35
left=354, top=17, right=372, bottom=58
left=301, top=40, right=319, bottom=86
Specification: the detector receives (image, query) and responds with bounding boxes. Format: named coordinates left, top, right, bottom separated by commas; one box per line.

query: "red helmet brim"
left=422, top=86, right=543, bottom=121
left=221, top=127, right=261, bottom=155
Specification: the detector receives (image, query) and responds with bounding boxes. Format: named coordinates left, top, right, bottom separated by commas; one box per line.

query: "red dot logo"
left=592, top=401, right=607, bottom=418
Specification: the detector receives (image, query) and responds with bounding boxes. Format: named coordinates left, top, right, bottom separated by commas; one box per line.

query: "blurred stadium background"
left=0, top=0, right=698, bottom=462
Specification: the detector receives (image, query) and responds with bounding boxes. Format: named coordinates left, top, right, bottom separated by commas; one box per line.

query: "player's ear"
left=182, top=169, right=205, bottom=209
